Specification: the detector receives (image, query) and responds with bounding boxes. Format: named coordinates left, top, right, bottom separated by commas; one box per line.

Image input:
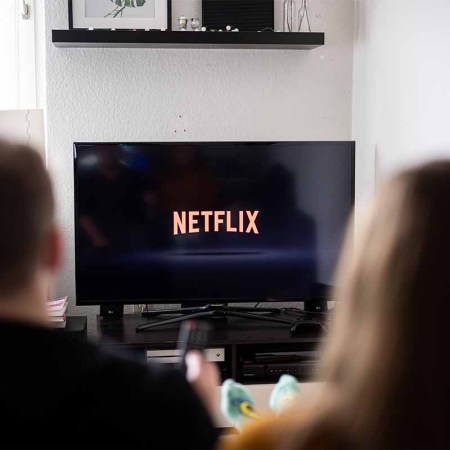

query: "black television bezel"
left=73, top=141, right=355, bottom=306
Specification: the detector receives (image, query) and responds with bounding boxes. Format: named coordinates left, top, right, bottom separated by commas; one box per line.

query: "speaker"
left=202, top=0, right=274, bottom=31
left=100, top=304, right=124, bottom=318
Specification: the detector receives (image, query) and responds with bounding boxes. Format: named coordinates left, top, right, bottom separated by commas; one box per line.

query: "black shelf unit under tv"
left=97, top=314, right=324, bottom=384
left=52, top=29, right=325, bottom=50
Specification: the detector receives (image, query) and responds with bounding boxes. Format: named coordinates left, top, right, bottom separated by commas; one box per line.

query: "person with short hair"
left=0, top=139, right=219, bottom=449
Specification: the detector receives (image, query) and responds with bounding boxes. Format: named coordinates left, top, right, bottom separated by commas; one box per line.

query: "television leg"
left=223, top=305, right=281, bottom=314
left=141, top=305, right=209, bottom=318
left=136, top=311, right=214, bottom=332
left=219, top=310, right=293, bottom=325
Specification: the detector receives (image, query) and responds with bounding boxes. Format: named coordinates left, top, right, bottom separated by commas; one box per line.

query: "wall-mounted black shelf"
left=52, top=29, right=324, bottom=50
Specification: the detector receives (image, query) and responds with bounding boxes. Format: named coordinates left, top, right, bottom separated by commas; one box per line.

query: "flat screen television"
left=74, top=142, right=355, bottom=305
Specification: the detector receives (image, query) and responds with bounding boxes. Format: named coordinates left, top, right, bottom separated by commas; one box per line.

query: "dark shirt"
left=0, top=321, right=218, bottom=449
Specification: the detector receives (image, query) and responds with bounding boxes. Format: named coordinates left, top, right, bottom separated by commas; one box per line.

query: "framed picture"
left=69, top=0, right=172, bottom=30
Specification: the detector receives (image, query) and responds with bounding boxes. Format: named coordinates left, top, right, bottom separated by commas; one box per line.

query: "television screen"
left=74, top=142, right=354, bottom=304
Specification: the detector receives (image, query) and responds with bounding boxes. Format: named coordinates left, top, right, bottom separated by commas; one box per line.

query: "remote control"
left=177, top=320, right=211, bottom=370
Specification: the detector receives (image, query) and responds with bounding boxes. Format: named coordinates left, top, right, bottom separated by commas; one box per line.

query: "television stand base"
left=141, top=304, right=281, bottom=318
left=136, top=304, right=294, bottom=332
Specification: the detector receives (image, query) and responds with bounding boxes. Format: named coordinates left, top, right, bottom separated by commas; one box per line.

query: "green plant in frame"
left=105, top=0, right=146, bottom=18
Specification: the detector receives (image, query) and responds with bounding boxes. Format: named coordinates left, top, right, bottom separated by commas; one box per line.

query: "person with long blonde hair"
left=223, top=160, right=450, bottom=449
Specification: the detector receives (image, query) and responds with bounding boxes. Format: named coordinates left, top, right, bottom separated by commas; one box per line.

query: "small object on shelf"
left=219, top=29, right=223, bottom=32
left=47, top=296, right=68, bottom=312
left=297, top=0, right=312, bottom=32
left=226, top=25, right=232, bottom=31
left=232, top=28, right=239, bottom=32
left=190, top=17, right=201, bottom=31
left=177, top=16, right=188, bottom=30
left=161, top=27, right=167, bottom=31
left=88, top=27, right=94, bottom=30
left=47, top=296, right=69, bottom=329
left=201, top=26, right=207, bottom=31
left=283, top=0, right=296, bottom=32
left=111, top=28, right=116, bottom=31
left=202, top=0, right=274, bottom=32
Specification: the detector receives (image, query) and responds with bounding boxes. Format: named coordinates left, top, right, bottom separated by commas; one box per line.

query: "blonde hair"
left=289, top=161, right=450, bottom=449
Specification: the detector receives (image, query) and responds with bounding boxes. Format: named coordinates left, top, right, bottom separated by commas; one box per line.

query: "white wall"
left=353, top=0, right=450, bottom=214
left=0, top=110, right=45, bottom=156
left=44, top=0, right=355, bottom=333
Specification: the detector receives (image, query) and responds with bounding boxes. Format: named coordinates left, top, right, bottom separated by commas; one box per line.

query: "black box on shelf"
left=202, top=0, right=274, bottom=31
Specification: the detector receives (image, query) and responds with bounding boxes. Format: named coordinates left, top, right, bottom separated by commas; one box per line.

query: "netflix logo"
left=173, top=211, right=260, bottom=235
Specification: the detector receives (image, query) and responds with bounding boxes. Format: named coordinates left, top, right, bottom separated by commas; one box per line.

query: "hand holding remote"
left=177, top=320, right=211, bottom=369
left=178, top=321, right=218, bottom=418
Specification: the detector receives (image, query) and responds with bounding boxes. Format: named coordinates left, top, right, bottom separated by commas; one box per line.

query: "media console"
left=97, top=313, right=325, bottom=384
